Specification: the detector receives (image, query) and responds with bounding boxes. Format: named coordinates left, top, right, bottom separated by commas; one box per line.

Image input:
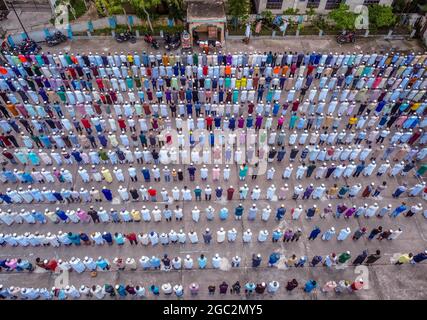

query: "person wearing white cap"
left=0, top=210, right=14, bottom=226
left=46, top=232, right=60, bottom=247
left=117, top=186, right=129, bottom=201
left=261, top=205, right=271, bottom=221
left=188, top=230, right=199, bottom=244
left=322, top=227, right=336, bottom=241
left=388, top=228, right=403, bottom=240
left=251, top=186, right=261, bottom=200
left=140, top=206, right=150, bottom=221
left=57, top=259, right=71, bottom=272
left=177, top=229, right=186, bottom=244
left=258, top=229, right=269, bottom=242
left=231, top=256, right=241, bottom=267
left=223, top=165, right=231, bottom=180
left=173, top=284, right=184, bottom=297
left=337, top=227, right=351, bottom=241
left=282, top=164, right=293, bottom=179
left=191, top=206, right=200, bottom=222
left=70, top=257, right=86, bottom=273
left=184, top=255, right=194, bottom=269
left=148, top=231, right=159, bottom=246
left=312, top=184, right=326, bottom=199
left=159, top=232, right=169, bottom=245
left=161, top=283, right=173, bottom=295
left=152, top=206, right=162, bottom=222
left=172, top=256, right=182, bottom=270
left=139, top=256, right=151, bottom=270
left=267, top=280, right=280, bottom=294
left=243, top=229, right=252, bottom=243
left=57, top=231, right=72, bottom=245
left=90, top=285, right=106, bottom=300
left=83, top=257, right=97, bottom=271
left=44, top=209, right=59, bottom=223
left=91, top=231, right=104, bottom=245
left=266, top=185, right=276, bottom=200
left=227, top=228, right=237, bottom=242
left=119, top=209, right=132, bottom=222
left=205, top=206, right=215, bottom=220
left=212, top=254, right=222, bottom=269
left=126, top=258, right=137, bottom=270
left=65, top=210, right=80, bottom=223
left=79, top=285, right=91, bottom=298
left=365, top=203, right=379, bottom=218
left=292, top=205, right=303, bottom=220
left=65, top=285, right=80, bottom=299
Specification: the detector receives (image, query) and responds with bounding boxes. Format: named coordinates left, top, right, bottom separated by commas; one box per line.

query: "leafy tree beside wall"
left=328, top=4, right=357, bottom=31
left=368, top=4, right=397, bottom=30
left=227, top=0, right=250, bottom=29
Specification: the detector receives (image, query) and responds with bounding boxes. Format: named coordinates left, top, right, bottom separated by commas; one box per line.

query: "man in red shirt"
left=125, top=233, right=138, bottom=245
left=148, top=187, right=157, bottom=202
left=227, top=186, right=234, bottom=201
left=118, top=116, right=126, bottom=131
left=206, top=115, right=213, bottom=131
left=81, top=116, right=92, bottom=133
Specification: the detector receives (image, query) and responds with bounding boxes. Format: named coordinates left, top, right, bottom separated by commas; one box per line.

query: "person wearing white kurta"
left=148, top=231, right=159, bottom=245
left=118, top=186, right=129, bottom=201
left=223, top=165, right=231, bottom=180
left=227, top=228, right=237, bottom=242
left=83, top=257, right=97, bottom=271
left=182, top=188, right=192, bottom=201
left=212, top=254, right=222, bottom=269
left=251, top=186, right=261, bottom=200
left=296, top=164, right=307, bottom=180
left=312, top=184, right=326, bottom=199
left=266, top=185, right=276, bottom=200
left=113, top=167, right=125, bottom=182
left=20, top=210, right=35, bottom=224
left=365, top=203, right=379, bottom=218
left=388, top=228, right=403, bottom=240
left=91, top=232, right=104, bottom=245
left=188, top=231, right=198, bottom=243
left=390, top=162, right=404, bottom=177
left=98, top=208, right=110, bottom=223
left=141, top=206, right=151, bottom=221
left=363, top=161, right=376, bottom=176
left=343, top=162, right=356, bottom=178
left=70, top=257, right=86, bottom=273
left=45, top=209, right=59, bottom=223
left=337, top=228, right=351, bottom=241
left=333, top=164, right=346, bottom=179
left=262, top=206, right=271, bottom=221
left=57, top=259, right=71, bottom=272
left=292, top=205, right=303, bottom=219
left=183, top=255, right=194, bottom=270
left=217, top=228, right=226, bottom=243
left=283, top=165, right=293, bottom=179
left=139, top=256, right=151, bottom=269
left=137, top=233, right=149, bottom=246
left=152, top=207, right=162, bottom=222
left=243, top=229, right=252, bottom=243
left=315, top=164, right=327, bottom=179
left=258, top=230, right=269, bottom=242
left=0, top=211, right=14, bottom=225
left=192, top=207, right=200, bottom=222
left=177, top=230, right=186, bottom=244
left=172, top=187, right=180, bottom=201
left=267, top=168, right=275, bottom=180
left=46, top=232, right=60, bottom=247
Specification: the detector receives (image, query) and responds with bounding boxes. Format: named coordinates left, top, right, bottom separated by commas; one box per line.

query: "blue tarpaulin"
left=108, top=16, right=117, bottom=29
left=87, top=21, right=94, bottom=33
left=67, top=25, right=73, bottom=39
left=128, top=16, right=134, bottom=27
left=43, top=28, right=51, bottom=38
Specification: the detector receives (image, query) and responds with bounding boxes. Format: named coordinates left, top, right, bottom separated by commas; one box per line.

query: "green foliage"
left=283, top=8, right=300, bottom=15
left=328, top=4, right=357, bottom=31
left=261, top=10, right=274, bottom=25
left=227, top=0, right=250, bottom=19
left=312, top=16, right=329, bottom=31
left=368, top=4, right=397, bottom=30
left=305, top=8, right=316, bottom=16
left=95, top=0, right=125, bottom=16
left=166, top=0, right=184, bottom=20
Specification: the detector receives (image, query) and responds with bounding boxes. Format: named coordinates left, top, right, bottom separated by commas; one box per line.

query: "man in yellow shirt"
left=395, top=253, right=413, bottom=265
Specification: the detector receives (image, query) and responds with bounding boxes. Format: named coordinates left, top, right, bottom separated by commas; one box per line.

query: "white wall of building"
left=255, top=0, right=394, bottom=14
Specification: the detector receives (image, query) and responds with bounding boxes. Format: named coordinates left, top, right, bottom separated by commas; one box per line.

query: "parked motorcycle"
left=164, top=32, right=181, bottom=51
left=336, top=32, right=355, bottom=44
left=11, top=39, right=41, bottom=54
left=144, top=33, right=159, bottom=49
left=46, top=31, right=67, bottom=47
left=115, top=30, right=136, bottom=43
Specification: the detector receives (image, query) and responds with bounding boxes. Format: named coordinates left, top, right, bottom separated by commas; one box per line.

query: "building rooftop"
left=187, top=0, right=226, bottom=23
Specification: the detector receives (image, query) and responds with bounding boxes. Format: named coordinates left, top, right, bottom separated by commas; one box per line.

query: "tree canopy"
left=328, top=4, right=357, bottom=31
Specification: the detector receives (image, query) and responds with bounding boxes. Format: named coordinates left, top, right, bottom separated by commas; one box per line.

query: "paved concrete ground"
left=1, top=139, right=426, bottom=299
left=35, top=35, right=425, bottom=56
left=0, top=39, right=426, bottom=299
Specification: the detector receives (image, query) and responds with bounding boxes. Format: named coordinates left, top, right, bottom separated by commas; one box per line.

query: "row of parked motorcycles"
left=144, top=32, right=181, bottom=51
left=114, top=30, right=137, bottom=43
left=45, top=31, right=67, bottom=47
